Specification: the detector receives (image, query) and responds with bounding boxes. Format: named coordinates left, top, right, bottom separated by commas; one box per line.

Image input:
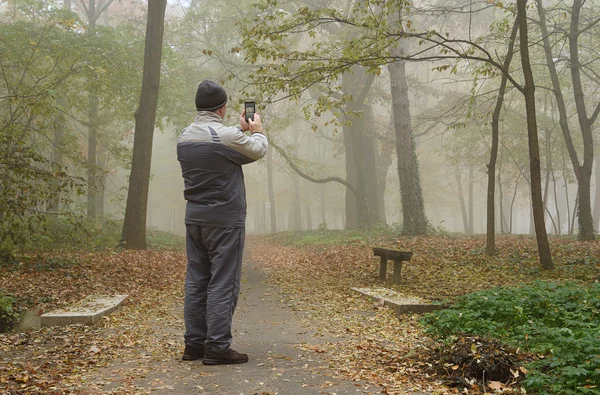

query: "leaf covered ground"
left=1, top=250, right=188, bottom=394
left=247, top=232, right=599, bottom=394
left=1, top=232, right=598, bottom=394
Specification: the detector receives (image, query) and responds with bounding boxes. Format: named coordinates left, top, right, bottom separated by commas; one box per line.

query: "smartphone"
left=244, top=101, right=256, bottom=122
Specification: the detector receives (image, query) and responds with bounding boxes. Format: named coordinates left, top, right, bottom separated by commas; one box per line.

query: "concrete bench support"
left=373, top=247, right=412, bottom=284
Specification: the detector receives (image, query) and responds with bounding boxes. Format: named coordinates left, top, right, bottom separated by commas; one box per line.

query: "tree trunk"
left=341, top=70, right=373, bottom=228
left=290, top=173, right=302, bottom=230
left=343, top=124, right=358, bottom=229
left=544, top=138, right=560, bottom=235
left=121, top=0, right=167, bottom=249
left=255, top=205, right=260, bottom=233
left=509, top=170, right=522, bottom=234
left=537, top=0, right=595, bottom=240
left=498, top=170, right=508, bottom=234
left=571, top=187, right=579, bottom=236
left=287, top=200, right=294, bottom=231
left=169, top=207, right=175, bottom=232
left=542, top=98, right=553, bottom=233
left=389, top=62, right=427, bottom=235
left=95, top=145, right=107, bottom=220
left=87, top=94, right=98, bottom=219
left=350, top=111, right=372, bottom=228
left=55, top=0, right=71, bottom=213
left=562, top=146, right=572, bottom=234
left=48, top=121, right=64, bottom=213
left=569, top=0, right=596, bottom=240
left=594, top=150, right=600, bottom=230
left=343, top=124, right=371, bottom=228
left=305, top=199, right=313, bottom=230
left=387, top=12, right=427, bottom=235
left=363, top=105, right=384, bottom=224
left=487, top=16, right=519, bottom=255
left=86, top=0, right=98, bottom=219
left=455, top=166, right=469, bottom=233
left=529, top=204, right=534, bottom=235
left=289, top=133, right=302, bottom=230
left=468, top=165, right=474, bottom=233
left=518, top=0, right=553, bottom=269
left=340, top=67, right=370, bottom=229
left=267, top=146, right=277, bottom=233
left=260, top=201, right=267, bottom=233
left=320, top=184, right=326, bottom=227
left=376, top=118, right=394, bottom=226
left=543, top=133, right=551, bottom=224
left=551, top=166, right=561, bottom=235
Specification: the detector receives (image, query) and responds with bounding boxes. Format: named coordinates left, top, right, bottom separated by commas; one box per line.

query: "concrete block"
left=15, top=308, right=41, bottom=332
left=352, top=287, right=444, bottom=315
left=41, top=294, right=128, bottom=327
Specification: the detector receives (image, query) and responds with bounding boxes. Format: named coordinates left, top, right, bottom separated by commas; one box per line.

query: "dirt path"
left=82, top=261, right=385, bottom=394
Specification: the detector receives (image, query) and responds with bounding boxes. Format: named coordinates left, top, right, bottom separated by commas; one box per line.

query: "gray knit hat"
left=195, top=80, right=228, bottom=111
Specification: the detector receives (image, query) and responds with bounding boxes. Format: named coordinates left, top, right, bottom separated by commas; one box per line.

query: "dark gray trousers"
left=184, top=224, right=245, bottom=352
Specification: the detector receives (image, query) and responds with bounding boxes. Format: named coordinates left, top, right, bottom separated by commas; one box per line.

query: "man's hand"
left=239, top=111, right=250, bottom=131
left=248, top=113, right=262, bottom=134
left=240, top=111, right=262, bottom=133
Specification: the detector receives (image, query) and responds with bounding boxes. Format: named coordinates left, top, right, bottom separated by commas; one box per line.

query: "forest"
left=1, top=0, right=599, bottom=394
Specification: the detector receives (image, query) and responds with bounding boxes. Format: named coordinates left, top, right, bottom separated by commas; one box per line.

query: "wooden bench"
left=373, top=247, right=413, bottom=284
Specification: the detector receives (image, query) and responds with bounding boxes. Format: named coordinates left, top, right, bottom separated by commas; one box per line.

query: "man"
left=177, top=80, right=268, bottom=365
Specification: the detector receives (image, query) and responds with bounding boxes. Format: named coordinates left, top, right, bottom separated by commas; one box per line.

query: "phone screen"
left=244, top=101, right=255, bottom=122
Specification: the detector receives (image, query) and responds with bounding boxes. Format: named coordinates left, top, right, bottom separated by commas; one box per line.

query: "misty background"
left=1, top=0, right=598, bottom=248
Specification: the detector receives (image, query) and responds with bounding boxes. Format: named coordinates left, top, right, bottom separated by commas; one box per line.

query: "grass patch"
left=21, top=256, right=80, bottom=272
left=259, top=225, right=406, bottom=247
left=147, top=229, right=185, bottom=251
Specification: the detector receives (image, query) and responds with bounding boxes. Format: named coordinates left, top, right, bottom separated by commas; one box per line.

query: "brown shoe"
left=202, top=348, right=249, bottom=365
left=182, top=343, right=205, bottom=361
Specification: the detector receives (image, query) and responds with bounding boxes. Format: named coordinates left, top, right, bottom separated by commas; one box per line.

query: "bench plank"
left=373, top=247, right=413, bottom=261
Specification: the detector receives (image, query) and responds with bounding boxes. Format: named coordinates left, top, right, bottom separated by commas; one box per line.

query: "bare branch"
left=79, top=0, right=89, bottom=16
left=270, top=140, right=356, bottom=194
left=590, top=100, right=600, bottom=126
left=578, top=15, right=600, bottom=36
left=96, top=0, right=115, bottom=20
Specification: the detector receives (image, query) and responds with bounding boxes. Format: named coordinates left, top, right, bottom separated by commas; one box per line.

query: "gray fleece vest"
left=177, top=111, right=268, bottom=227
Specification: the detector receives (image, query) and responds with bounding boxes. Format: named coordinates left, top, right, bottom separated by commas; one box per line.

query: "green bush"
left=0, top=291, right=20, bottom=333
left=421, top=281, right=600, bottom=394
left=27, top=216, right=122, bottom=251
left=0, top=216, right=185, bottom=263
left=23, top=217, right=184, bottom=252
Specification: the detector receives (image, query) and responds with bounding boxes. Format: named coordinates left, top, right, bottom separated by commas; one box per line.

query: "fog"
left=2, top=0, right=599, bottom=242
